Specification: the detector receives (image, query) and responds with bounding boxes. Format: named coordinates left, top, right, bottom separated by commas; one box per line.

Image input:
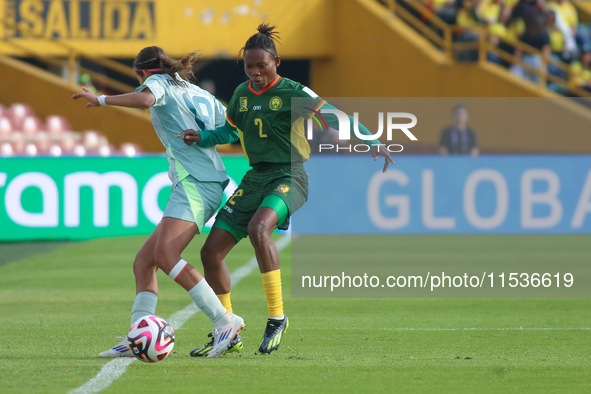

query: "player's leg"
left=248, top=196, right=290, bottom=354
left=100, top=226, right=161, bottom=358
left=201, top=226, right=239, bottom=308
left=191, top=224, right=247, bottom=357
left=161, top=176, right=246, bottom=358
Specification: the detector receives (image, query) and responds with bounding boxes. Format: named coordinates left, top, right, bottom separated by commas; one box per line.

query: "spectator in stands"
left=546, top=10, right=570, bottom=82
left=510, top=12, right=550, bottom=83
left=570, top=45, right=591, bottom=91
left=439, top=104, right=479, bottom=156
left=546, top=3, right=577, bottom=60
left=433, top=0, right=460, bottom=24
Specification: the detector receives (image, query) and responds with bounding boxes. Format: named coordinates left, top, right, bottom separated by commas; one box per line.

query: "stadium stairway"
left=309, top=0, right=591, bottom=153
left=0, top=54, right=160, bottom=152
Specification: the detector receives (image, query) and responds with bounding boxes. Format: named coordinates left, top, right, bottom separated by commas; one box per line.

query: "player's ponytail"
left=134, top=46, right=200, bottom=86
left=239, top=23, right=281, bottom=57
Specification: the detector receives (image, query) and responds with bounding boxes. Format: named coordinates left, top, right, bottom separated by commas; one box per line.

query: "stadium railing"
left=382, top=0, right=591, bottom=98
left=0, top=17, right=136, bottom=94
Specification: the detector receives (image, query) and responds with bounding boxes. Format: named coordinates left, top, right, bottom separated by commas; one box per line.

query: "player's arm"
left=179, top=91, right=242, bottom=146
left=71, top=87, right=155, bottom=108
left=311, top=100, right=395, bottom=173
left=320, top=102, right=384, bottom=149
left=178, top=120, right=239, bottom=147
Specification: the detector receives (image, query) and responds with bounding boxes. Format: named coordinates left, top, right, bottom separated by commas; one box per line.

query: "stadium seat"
left=0, top=142, right=13, bottom=156
left=46, top=115, right=72, bottom=134
left=0, top=103, right=8, bottom=119
left=120, top=142, right=143, bottom=157
left=22, top=116, right=45, bottom=137
left=0, top=118, right=13, bottom=136
left=73, top=144, right=86, bottom=157
left=98, top=144, right=115, bottom=157
left=1, top=103, right=133, bottom=157
left=11, top=132, right=25, bottom=154
left=82, top=130, right=107, bottom=153
left=35, top=133, right=51, bottom=154
left=49, top=144, right=62, bottom=157
left=59, top=133, right=77, bottom=154
left=9, top=103, right=35, bottom=129
left=24, top=143, right=38, bottom=156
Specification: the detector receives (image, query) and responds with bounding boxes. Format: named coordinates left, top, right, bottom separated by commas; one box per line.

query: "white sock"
left=188, top=279, right=230, bottom=326
left=269, top=315, right=285, bottom=321
left=130, top=291, right=158, bottom=326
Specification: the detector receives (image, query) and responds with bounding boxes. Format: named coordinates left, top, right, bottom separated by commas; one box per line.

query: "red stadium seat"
left=82, top=130, right=106, bottom=153
left=48, top=144, right=62, bottom=157
left=46, top=115, right=72, bottom=134
left=9, top=103, right=35, bottom=129
left=35, top=133, right=51, bottom=154
left=98, top=144, right=116, bottom=157
left=0, top=142, right=14, bottom=156
left=24, top=143, right=38, bottom=156
left=22, top=116, right=45, bottom=137
left=120, top=142, right=144, bottom=157
left=0, top=118, right=13, bottom=136
left=74, top=144, right=86, bottom=157
left=0, top=103, right=8, bottom=119
left=11, top=132, right=25, bottom=154
left=60, top=133, right=77, bottom=154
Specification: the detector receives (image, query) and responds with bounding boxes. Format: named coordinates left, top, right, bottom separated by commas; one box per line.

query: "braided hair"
left=239, top=23, right=280, bottom=58
left=134, top=46, right=200, bottom=86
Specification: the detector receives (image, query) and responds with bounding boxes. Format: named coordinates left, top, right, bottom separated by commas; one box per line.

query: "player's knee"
left=248, top=220, right=271, bottom=246
left=133, top=250, right=151, bottom=275
left=200, top=242, right=220, bottom=268
left=152, top=245, right=176, bottom=274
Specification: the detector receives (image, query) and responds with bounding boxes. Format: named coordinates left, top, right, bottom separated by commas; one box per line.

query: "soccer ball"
left=127, top=315, right=175, bottom=363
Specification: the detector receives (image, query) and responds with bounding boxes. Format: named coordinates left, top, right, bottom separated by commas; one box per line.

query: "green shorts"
left=214, top=162, right=308, bottom=241
left=163, top=175, right=227, bottom=233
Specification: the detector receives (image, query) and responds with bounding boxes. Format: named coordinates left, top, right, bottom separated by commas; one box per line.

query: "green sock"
left=188, top=279, right=229, bottom=325
left=130, top=291, right=158, bottom=326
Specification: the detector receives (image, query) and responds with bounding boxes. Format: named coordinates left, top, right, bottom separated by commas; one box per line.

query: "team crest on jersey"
left=275, top=184, right=290, bottom=194
left=269, top=96, right=282, bottom=111
left=240, top=97, right=248, bottom=112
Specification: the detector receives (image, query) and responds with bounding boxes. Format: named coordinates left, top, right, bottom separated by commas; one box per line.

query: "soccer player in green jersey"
left=180, top=24, right=394, bottom=355
left=72, top=46, right=244, bottom=359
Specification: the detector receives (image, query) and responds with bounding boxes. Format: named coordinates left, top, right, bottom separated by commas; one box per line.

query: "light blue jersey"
left=137, top=73, right=228, bottom=185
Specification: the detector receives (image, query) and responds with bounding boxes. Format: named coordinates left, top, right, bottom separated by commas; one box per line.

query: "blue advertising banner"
left=295, top=155, right=591, bottom=234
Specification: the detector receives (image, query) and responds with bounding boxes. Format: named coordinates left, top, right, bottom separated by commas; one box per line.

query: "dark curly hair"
left=238, top=23, right=281, bottom=58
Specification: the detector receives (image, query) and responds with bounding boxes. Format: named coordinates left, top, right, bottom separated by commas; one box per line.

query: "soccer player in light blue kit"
left=72, top=46, right=244, bottom=359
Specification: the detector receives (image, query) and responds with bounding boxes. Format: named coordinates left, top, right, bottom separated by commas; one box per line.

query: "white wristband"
left=97, top=95, right=107, bottom=106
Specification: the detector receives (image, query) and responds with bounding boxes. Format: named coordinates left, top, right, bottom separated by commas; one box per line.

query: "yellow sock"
left=216, top=292, right=232, bottom=313
left=261, top=269, right=284, bottom=318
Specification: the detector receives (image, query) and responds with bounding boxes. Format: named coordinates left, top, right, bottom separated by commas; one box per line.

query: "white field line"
left=292, top=327, right=591, bottom=331
left=68, top=235, right=292, bottom=394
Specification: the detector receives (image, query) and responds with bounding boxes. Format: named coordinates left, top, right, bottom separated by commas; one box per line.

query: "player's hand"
left=371, top=145, right=395, bottom=173
left=177, top=129, right=202, bottom=145
left=307, top=173, right=310, bottom=184
left=71, top=87, right=100, bottom=108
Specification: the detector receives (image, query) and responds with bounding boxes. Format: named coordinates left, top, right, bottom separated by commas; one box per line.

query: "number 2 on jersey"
left=255, top=118, right=267, bottom=138
left=228, top=189, right=243, bottom=205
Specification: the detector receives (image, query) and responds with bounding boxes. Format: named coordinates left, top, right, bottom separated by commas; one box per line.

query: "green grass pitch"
left=0, top=235, right=590, bottom=393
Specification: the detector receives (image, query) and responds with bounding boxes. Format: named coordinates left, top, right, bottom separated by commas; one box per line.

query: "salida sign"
left=4, top=0, right=156, bottom=39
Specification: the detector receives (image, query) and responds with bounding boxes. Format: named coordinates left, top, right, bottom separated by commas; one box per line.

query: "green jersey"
left=226, top=76, right=321, bottom=165
left=197, top=75, right=381, bottom=166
